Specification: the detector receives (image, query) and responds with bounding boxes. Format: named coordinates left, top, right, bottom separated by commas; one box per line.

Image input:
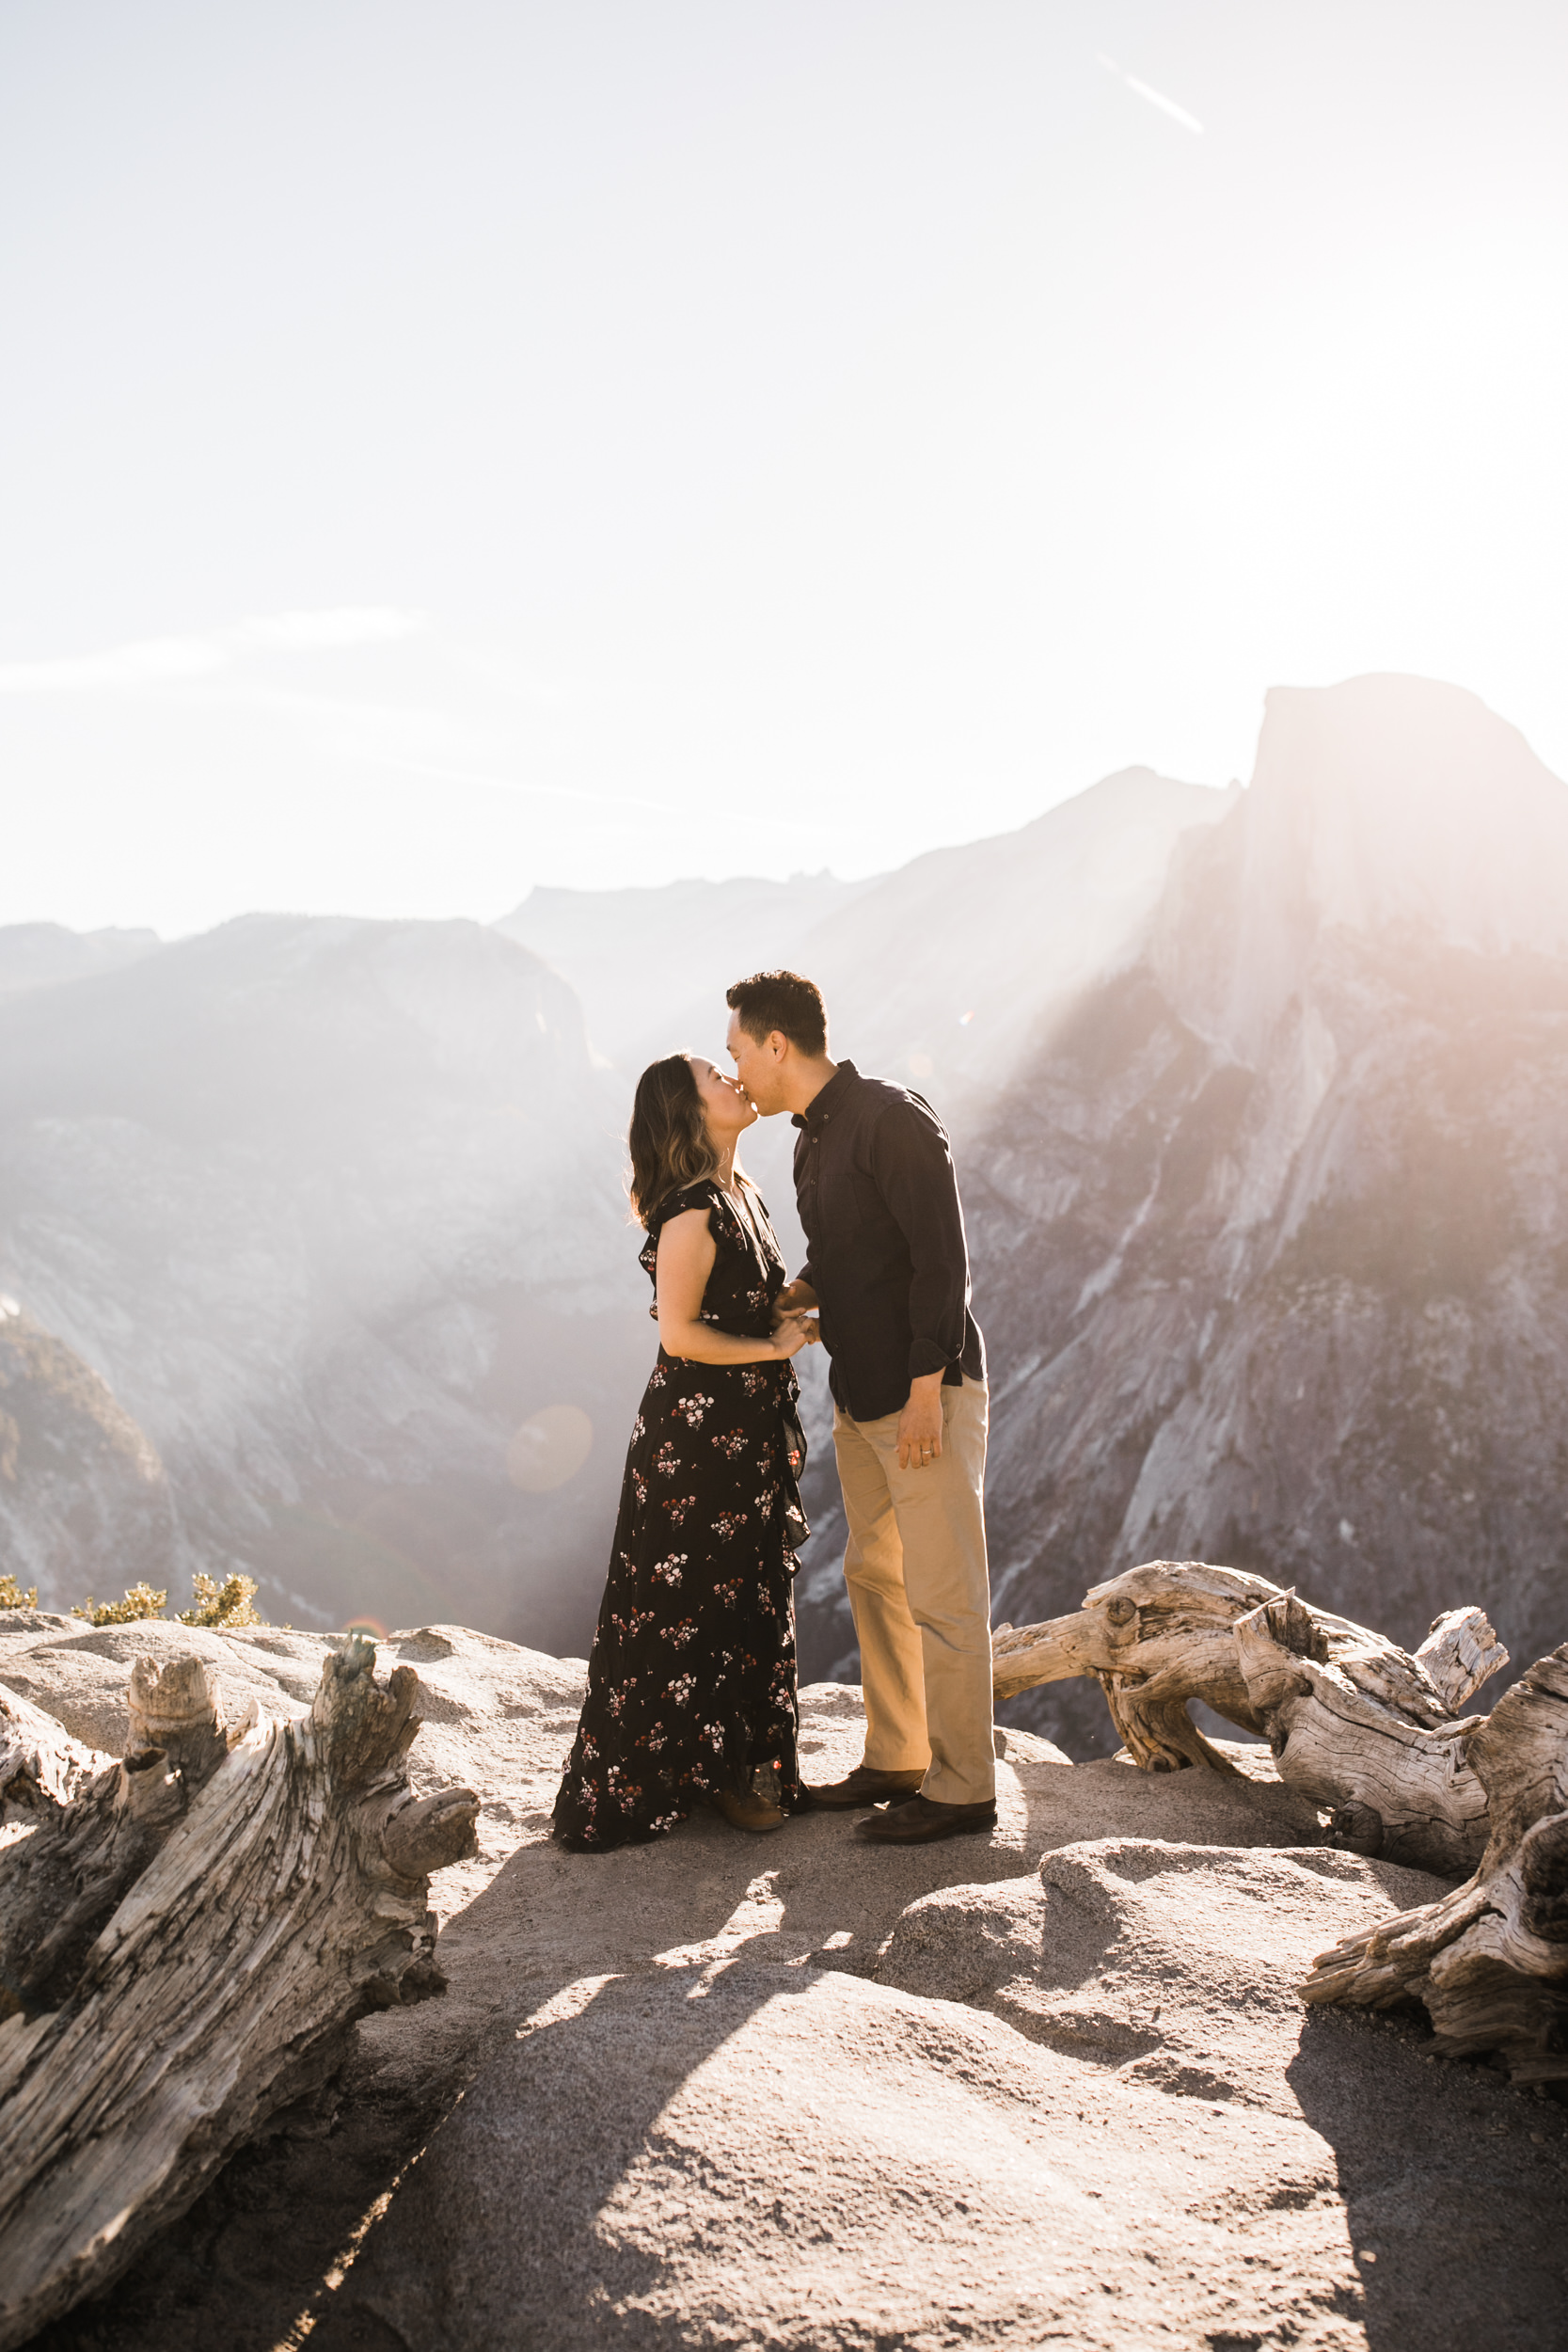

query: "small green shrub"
left=72, top=1582, right=168, bottom=1626
left=178, top=1573, right=261, bottom=1629
left=0, top=1572, right=39, bottom=1609
left=70, top=1572, right=267, bottom=1629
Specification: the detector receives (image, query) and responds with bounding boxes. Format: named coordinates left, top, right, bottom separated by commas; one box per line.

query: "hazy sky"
left=4, top=1, right=1566, bottom=936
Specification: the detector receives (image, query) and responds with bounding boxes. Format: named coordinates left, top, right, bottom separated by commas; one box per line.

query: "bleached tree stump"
left=1302, top=1644, right=1568, bottom=2083
left=0, top=1636, right=479, bottom=2349
left=993, top=1560, right=1510, bottom=1872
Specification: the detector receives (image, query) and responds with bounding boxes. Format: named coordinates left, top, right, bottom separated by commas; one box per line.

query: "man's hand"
left=896, top=1372, right=945, bottom=1470
left=772, top=1279, right=818, bottom=1327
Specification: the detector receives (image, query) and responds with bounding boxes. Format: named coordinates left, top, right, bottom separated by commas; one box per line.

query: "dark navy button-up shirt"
left=792, top=1060, right=985, bottom=1422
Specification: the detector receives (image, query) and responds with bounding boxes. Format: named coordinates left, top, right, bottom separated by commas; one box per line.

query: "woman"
left=551, top=1053, right=817, bottom=1851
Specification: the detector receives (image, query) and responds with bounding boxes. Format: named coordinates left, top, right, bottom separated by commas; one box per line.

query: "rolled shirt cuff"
left=908, top=1338, right=955, bottom=1381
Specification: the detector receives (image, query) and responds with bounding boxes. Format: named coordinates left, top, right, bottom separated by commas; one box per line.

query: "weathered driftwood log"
left=992, top=1560, right=1509, bottom=1874
left=0, top=1636, right=480, bottom=2350
left=0, top=1685, right=109, bottom=1823
left=1302, top=1645, right=1568, bottom=2084
left=1230, top=1587, right=1503, bottom=1877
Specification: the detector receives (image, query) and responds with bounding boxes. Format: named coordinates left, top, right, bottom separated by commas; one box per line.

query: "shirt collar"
left=791, top=1059, right=857, bottom=1132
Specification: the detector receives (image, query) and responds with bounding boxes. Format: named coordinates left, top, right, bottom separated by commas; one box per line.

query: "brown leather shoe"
left=800, top=1764, right=926, bottom=1810
left=853, top=1793, right=997, bottom=1844
left=713, top=1788, right=786, bottom=1834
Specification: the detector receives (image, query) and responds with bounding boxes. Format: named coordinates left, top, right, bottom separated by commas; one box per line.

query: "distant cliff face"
left=495, top=871, right=880, bottom=1077
left=0, top=1302, right=175, bottom=1602
left=939, top=677, right=1568, bottom=1749
left=798, top=764, right=1229, bottom=1122
left=0, top=916, right=651, bottom=1641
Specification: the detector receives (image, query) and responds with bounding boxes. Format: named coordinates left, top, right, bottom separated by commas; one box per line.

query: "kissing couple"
left=552, top=969, right=994, bottom=1853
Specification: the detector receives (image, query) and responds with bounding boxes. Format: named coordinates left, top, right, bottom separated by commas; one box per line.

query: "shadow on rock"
left=312, top=1962, right=1159, bottom=2352
left=312, top=1966, right=824, bottom=2351
left=1286, top=2008, right=1568, bottom=2352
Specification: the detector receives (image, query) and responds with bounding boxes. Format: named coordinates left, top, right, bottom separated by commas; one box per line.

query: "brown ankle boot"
left=713, top=1788, right=786, bottom=1834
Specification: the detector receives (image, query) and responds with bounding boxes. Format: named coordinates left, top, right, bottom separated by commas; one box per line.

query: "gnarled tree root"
left=992, top=1560, right=1508, bottom=1875
left=1302, top=1645, right=1568, bottom=2085
left=0, top=1636, right=479, bottom=2349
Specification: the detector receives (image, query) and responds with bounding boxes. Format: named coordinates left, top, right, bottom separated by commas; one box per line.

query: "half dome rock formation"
left=0, top=1301, right=174, bottom=1603
left=1, top=1607, right=1563, bottom=2352
left=886, top=674, right=1568, bottom=1753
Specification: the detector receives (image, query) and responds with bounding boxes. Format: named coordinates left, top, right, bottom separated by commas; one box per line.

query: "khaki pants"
left=832, top=1376, right=995, bottom=1807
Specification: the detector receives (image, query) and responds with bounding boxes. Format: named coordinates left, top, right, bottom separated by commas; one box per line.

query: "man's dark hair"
left=725, top=970, right=828, bottom=1057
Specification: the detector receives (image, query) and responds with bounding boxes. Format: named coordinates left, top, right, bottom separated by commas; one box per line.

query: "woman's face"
left=690, top=1056, right=757, bottom=1143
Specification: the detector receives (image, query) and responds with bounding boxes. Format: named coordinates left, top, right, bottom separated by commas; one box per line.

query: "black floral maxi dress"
left=551, top=1179, right=809, bottom=1851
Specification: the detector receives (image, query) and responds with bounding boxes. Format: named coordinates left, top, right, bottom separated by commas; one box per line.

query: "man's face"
left=726, top=1009, right=787, bottom=1115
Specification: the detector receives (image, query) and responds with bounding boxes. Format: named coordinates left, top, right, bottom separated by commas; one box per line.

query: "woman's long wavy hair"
left=628, top=1054, right=723, bottom=1229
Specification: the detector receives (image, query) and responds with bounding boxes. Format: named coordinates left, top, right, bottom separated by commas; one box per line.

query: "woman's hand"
left=772, top=1278, right=818, bottom=1322
left=656, top=1212, right=816, bottom=1365
left=769, top=1311, right=819, bottom=1359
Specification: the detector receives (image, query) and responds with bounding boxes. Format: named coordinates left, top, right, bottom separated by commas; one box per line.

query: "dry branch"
left=994, top=1559, right=1285, bottom=1769
left=992, top=1560, right=1507, bottom=1872
left=0, top=1636, right=479, bottom=2349
left=1302, top=1645, right=1568, bottom=2083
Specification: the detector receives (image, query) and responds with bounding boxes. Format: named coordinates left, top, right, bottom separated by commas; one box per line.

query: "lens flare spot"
left=508, top=1404, right=594, bottom=1493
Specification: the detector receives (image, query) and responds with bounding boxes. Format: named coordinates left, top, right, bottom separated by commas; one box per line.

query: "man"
left=724, top=968, right=994, bottom=1845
